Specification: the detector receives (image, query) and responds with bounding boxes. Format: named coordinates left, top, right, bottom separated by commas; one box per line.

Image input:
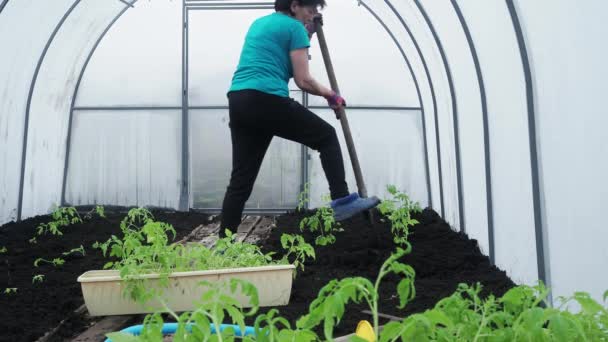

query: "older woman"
left=220, top=0, right=379, bottom=233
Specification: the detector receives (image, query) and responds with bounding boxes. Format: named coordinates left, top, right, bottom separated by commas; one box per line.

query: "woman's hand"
left=325, top=91, right=346, bottom=119
left=305, top=14, right=323, bottom=38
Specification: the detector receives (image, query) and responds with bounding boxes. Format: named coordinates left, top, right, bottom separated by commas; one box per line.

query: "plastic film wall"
left=515, top=0, right=608, bottom=306
left=0, top=0, right=128, bottom=221
left=0, top=0, right=607, bottom=305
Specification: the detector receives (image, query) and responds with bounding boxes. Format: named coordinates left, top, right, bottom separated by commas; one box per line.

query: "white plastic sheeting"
left=307, top=1, right=419, bottom=107
left=457, top=0, right=539, bottom=286
left=308, top=109, right=427, bottom=210
left=356, top=0, right=442, bottom=224
left=516, top=0, right=608, bottom=305
left=368, top=0, right=460, bottom=230
left=76, top=0, right=182, bottom=107
left=189, top=109, right=302, bottom=209
left=0, top=0, right=75, bottom=223
left=65, top=110, right=181, bottom=208
left=21, top=0, right=125, bottom=219
left=419, top=1, right=490, bottom=256
left=188, top=9, right=270, bottom=106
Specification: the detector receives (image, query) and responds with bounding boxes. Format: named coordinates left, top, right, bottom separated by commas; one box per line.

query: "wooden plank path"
left=70, top=315, right=135, bottom=342
left=67, top=215, right=276, bottom=341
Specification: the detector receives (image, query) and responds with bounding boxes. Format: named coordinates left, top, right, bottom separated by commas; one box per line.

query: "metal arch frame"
left=413, top=0, right=465, bottom=233
left=118, top=0, right=134, bottom=8
left=180, top=0, right=189, bottom=211
left=506, top=0, right=549, bottom=294
left=17, top=0, right=83, bottom=221
left=450, top=0, right=495, bottom=263
left=384, top=0, right=444, bottom=219
left=62, top=0, right=139, bottom=207
left=0, top=0, right=8, bottom=14
left=357, top=0, right=432, bottom=208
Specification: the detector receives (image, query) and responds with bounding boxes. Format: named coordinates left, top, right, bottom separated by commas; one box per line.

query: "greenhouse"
left=0, top=0, right=607, bottom=340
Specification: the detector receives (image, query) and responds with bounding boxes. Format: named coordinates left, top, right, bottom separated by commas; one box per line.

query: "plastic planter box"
left=77, top=265, right=295, bottom=316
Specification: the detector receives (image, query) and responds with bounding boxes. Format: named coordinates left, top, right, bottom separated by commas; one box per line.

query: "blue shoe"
left=330, top=193, right=380, bottom=221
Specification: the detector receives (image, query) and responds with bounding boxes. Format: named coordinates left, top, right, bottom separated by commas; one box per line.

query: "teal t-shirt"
left=229, top=12, right=310, bottom=97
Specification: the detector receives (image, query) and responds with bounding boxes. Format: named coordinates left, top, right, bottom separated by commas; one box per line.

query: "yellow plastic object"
left=355, top=320, right=376, bottom=342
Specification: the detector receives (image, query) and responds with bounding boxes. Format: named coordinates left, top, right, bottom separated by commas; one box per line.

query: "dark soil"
left=0, top=208, right=211, bottom=342
left=254, top=208, right=516, bottom=337
left=0, top=207, right=516, bottom=341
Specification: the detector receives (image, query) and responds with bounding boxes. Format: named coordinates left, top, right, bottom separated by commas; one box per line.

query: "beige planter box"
left=77, top=265, right=295, bottom=316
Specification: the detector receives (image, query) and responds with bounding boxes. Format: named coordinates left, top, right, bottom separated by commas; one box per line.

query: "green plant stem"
left=372, top=259, right=393, bottom=338
left=161, top=299, right=180, bottom=322
left=210, top=313, right=224, bottom=342
left=472, top=307, right=487, bottom=342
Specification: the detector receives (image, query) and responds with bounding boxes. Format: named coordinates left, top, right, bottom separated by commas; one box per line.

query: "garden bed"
left=0, top=206, right=516, bottom=341
left=253, top=207, right=515, bottom=336
left=0, top=209, right=210, bottom=342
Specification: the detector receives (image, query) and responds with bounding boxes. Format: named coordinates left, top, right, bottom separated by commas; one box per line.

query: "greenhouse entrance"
left=186, top=2, right=307, bottom=212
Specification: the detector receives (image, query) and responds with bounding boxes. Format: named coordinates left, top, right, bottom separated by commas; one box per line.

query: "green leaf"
left=424, top=309, right=453, bottom=328
left=573, top=292, right=604, bottom=315
left=379, top=321, right=403, bottom=342
left=604, top=289, right=608, bottom=303
left=396, top=278, right=414, bottom=309
left=547, top=313, right=578, bottom=342
left=277, top=329, right=317, bottom=342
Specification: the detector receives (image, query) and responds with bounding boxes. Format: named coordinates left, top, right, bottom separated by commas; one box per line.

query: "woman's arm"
left=290, top=48, right=333, bottom=98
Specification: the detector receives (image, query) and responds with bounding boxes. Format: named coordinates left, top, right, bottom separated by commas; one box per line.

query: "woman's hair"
left=274, top=0, right=326, bottom=13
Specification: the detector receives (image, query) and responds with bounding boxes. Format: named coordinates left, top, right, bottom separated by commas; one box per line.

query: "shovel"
left=313, top=16, right=374, bottom=224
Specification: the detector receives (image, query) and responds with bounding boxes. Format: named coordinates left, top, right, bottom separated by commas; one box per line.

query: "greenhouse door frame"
left=182, top=0, right=309, bottom=214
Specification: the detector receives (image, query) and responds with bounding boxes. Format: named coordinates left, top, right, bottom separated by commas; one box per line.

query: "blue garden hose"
left=104, top=323, right=256, bottom=341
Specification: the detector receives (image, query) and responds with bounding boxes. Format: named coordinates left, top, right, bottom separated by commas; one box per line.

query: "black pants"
left=220, top=89, right=349, bottom=232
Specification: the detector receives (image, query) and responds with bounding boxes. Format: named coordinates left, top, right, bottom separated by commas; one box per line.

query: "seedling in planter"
left=32, top=274, right=45, bottom=284
left=84, top=205, right=106, bottom=220
left=62, top=245, right=86, bottom=257
left=4, top=288, right=17, bottom=295
left=36, top=206, right=82, bottom=236
left=378, top=185, right=422, bottom=245
left=34, top=257, right=65, bottom=267
left=0, top=246, right=6, bottom=253
left=280, top=233, right=315, bottom=274
left=95, top=207, right=286, bottom=304
left=297, top=244, right=416, bottom=340
left=299, top=195, right=343, bottom=246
